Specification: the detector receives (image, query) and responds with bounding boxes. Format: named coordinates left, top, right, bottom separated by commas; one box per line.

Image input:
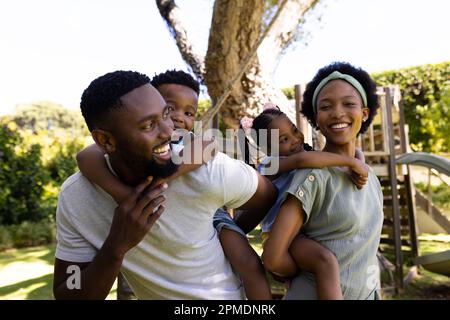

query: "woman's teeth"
left=331, top=123, right=349, bottom=129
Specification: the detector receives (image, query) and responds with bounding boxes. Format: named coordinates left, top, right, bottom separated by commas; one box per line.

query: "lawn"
left=0, top=232, right=448, bottom=300
left=0, top=244, right=117, bottom=300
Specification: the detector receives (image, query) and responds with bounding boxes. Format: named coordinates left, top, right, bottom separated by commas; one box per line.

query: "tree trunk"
left=156, top=0, right=318, bottom=128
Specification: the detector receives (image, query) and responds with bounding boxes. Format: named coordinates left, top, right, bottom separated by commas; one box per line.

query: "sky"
left=0, top=0, right=449, bottom=116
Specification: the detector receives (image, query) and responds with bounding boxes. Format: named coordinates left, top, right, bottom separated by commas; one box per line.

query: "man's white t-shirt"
left=55, top=152, right=258, bottom=299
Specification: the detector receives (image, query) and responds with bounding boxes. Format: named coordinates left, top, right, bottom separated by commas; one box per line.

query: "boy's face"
left=156, top=84, right=198, bottom=131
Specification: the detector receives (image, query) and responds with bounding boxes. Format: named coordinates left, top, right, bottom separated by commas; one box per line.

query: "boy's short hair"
left=151, top=70, right=200, bottom=96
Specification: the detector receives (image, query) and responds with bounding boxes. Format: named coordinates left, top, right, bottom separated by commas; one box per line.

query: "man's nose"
left=159, top=117, right=173, bottom=140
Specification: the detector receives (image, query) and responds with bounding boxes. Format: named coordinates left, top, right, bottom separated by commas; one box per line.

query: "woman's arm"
left=262, top=194, right=304, bottom=277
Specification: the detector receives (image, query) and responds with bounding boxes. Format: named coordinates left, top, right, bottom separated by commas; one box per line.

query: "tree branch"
left=156, top=0, right=206, bottom=82
left=259, top=0, right=319, bottom=72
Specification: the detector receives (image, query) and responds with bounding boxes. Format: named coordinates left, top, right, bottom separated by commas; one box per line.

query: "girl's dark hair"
left=301, top=61, right=379, bottom=135
left=240, top=108, right=300, bottom=166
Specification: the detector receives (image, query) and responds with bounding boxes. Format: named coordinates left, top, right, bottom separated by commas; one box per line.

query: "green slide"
left=415, top=251, right=450, bottom=277
left=395, top=152, right=450, bottom=277
left=396, top=152, right=450, bottom=176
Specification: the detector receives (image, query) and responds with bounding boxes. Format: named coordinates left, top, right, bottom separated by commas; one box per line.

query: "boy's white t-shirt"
left=55, top=152, right=258, bottom=299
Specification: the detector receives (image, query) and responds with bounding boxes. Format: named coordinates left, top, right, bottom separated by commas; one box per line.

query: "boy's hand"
left=182, top=134, right=219, bottom=164
left=349, top=158, right=369, bottom=189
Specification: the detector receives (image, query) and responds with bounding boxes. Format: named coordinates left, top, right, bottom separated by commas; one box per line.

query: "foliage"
left=372, top=62, right=450, bottom=153
left=0, top=117, right=91, bottom=226
left=0, top=124, right=49, bottom=225
left=7, top=101, right=88, bottom=134
left=197, top=99, right=228, bottom=133
left=9, top=220, right=56, bottom=249
left=282, top=87, right=295, bottom=100
left=415, top=182, right=450, bottom=210
left=0, top=225, right=13, bottom=251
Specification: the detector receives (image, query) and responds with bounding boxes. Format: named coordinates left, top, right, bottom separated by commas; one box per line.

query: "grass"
left=379, top=234, right=450, bottom=300
left=0, top=244, right=117, bottom=300
left=0, top=232, right=447, bottom=300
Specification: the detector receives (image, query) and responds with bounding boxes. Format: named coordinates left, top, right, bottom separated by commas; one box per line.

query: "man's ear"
left=91, top=129, right=116, bottom=153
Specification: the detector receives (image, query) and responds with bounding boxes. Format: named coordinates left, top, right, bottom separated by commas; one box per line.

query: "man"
left=53, top=70, right=277, bottom=299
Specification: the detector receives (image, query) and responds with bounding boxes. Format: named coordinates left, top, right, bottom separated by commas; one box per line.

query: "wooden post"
left=294, top=84, right=302, bottom=129
left=427, top=169, right=433, bottom=215
left=398, top=98, right=420, bottom=260
left=294, top=84, right=313, bottom=147
left=384, top=87, right=404, bottom=293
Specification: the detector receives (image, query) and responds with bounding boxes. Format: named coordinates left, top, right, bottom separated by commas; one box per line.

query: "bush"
left=0, top=225, right=13, bottom=251
left=10, top=220, right=56, bottom=248
left=0, top=220, right=56, bottom=251
left=415, top=182, right=450, bottom=210
left=0, top=124, right=49, bottom=225
left=372, top=62, right=450, bottom=153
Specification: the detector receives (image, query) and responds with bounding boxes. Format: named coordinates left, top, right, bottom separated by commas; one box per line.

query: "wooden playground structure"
left=295, top=84, right=450, bottom=294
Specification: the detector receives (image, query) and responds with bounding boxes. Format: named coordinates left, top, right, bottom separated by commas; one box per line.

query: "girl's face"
left=268, top=115, right=304, bottom=157
left=315, top=80, right=369, bottom=147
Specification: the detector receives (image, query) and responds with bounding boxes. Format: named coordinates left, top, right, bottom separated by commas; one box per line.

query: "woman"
left=262, top=62, right=384, bottom=299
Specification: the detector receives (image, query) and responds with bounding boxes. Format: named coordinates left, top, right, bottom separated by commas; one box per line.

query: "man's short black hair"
left=80, top=70, right=150, bottom=131
left=301, top=62, right=379, bottom=134
left=151, top=69, right=200, bottom=96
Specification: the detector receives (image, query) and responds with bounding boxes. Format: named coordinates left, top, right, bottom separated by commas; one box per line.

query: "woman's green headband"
left=312, top=71, right=367, bottom=114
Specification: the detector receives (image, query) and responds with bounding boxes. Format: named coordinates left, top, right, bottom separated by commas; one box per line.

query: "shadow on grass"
left=0, top=273, right=54, bottom=300
left=0, top=244, right=56, bottom=266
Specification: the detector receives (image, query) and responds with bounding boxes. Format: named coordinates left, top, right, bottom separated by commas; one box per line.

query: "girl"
left=235, top=104, right=369, bottom=300
left=262, top=62, right=384, bottom=299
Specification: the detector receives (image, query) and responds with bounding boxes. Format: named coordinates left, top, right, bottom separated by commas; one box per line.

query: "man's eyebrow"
left=137, top=105, right=171, bottom=123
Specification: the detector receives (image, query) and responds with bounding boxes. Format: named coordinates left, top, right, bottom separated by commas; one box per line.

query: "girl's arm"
left=76, top=137, right=219, bottom=203
left=265, top=151, right=369, bottom=188
left=262, top=194, right=304, bottom=277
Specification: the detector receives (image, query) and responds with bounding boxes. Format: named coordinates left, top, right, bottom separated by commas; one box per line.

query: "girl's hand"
left=349, top=158, right=369, bottom=189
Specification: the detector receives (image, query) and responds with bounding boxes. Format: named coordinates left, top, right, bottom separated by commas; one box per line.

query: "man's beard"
left=122, top=152, right=179, bottom=180
left=145, top=158, right=179, bottom=178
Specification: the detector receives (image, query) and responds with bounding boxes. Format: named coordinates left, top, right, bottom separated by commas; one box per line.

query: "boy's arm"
left=157, top=135, right=219, bottom=185
left=76, top=144, right=132, bottom=203
left=77, top=137, right=219, bottom=203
